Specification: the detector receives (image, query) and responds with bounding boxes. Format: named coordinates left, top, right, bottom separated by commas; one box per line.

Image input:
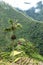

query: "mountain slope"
left=17, top=1, right=43, bottom=21
left=0, top=1, right=43, bottom=56
left=24, top=1, right=43, bottom=21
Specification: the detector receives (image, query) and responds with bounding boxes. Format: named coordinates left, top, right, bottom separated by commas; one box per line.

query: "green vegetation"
left=0, top=1, right=43, bottom=65
left=24, top=1, right=43, bottom=21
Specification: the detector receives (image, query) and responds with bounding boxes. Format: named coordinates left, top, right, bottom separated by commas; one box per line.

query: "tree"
left=4, top=19, right=22, bottom=51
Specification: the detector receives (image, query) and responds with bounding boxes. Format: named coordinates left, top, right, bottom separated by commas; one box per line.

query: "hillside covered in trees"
left=0, top=1, right=43, bottom=65
left=24, top=1, right=43, bottom=21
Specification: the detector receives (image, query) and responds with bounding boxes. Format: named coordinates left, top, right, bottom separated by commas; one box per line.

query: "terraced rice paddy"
left=15, top=57, right=43, bottom=65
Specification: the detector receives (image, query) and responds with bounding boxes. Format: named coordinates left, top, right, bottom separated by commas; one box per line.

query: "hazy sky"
left=1, top=0, right=43, bottom=10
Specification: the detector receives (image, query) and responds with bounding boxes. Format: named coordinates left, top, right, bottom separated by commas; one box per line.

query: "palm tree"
left=4, top=19, right=22, bottom=51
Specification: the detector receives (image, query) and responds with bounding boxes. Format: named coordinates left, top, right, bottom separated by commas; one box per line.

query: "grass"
left=10, top=50, right=23, bottom=56
left=32, top=52, right=43, bottom=61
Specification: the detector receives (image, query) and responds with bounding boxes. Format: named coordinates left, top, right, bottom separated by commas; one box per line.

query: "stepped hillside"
left=0, top=1, right=43, bottom=55
left=0, top=2, right=43, bottom=65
